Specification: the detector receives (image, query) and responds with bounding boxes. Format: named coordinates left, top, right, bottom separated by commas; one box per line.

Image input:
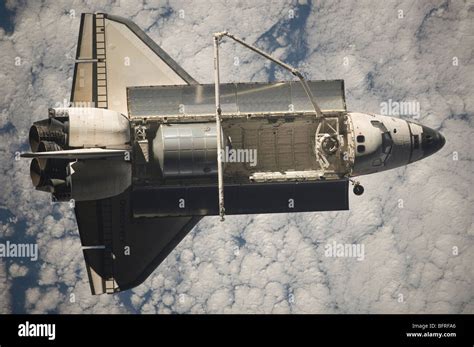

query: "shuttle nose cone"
left=421, top=125, right=445, bottom=158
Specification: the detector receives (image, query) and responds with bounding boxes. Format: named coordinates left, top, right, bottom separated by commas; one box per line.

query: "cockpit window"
left=413, top=134, right=420, bottom=149
left=371, top=120, right=387, bottom=132
left=372, top=158, right=382, bottom=166
left=382, top=133, right=392, bottom=154
left=371, top=120, right=393, bottom=165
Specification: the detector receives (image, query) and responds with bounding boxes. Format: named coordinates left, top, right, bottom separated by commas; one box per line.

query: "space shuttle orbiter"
left=21, top=13, right=445, bottom=294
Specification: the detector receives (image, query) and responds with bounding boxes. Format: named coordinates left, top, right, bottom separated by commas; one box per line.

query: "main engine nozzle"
left=28, top=118, right=66, bottom=152
left=29, top=156, right=68, bottom=191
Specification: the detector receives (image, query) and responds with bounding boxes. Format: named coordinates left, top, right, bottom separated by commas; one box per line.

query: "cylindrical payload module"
left=152, top=123, right=226, bottom=178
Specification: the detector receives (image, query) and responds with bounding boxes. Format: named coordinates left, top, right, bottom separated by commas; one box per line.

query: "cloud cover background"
left=0, top=0, right=472, bottom=313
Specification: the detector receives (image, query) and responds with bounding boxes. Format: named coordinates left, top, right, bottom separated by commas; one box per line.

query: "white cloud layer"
left=0, top=0, right=472, bottom=313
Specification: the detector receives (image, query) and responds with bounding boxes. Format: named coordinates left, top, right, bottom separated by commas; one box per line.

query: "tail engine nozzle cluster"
left=28, top=117, right=70, bottom=200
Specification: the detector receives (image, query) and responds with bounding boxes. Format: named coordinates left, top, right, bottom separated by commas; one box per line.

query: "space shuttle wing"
left=75, top=188, right=201, bottom=295
left=71, top=13, right=197, bottom=114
